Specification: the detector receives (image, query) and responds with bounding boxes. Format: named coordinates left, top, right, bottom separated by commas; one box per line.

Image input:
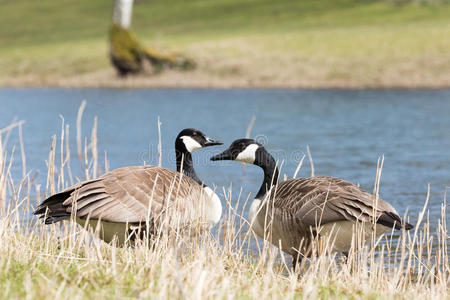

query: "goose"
left=211, top=139, right=413, bottom=268
left=34, top=128, right=223, bottom=245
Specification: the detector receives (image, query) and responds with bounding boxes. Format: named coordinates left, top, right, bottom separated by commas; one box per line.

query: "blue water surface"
left=1, top=88, right=449, bottom=232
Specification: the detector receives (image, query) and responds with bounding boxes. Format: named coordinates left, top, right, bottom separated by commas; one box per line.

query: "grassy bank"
left=0, top=0, right=449, bottom=88
left=0, top=106, right=448, bottom=299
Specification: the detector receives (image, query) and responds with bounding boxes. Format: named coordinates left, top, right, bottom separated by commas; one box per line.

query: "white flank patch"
left=249, top=198, right=261, bottom=223
left=180, top=136, right=202, bottom=152
left=235, top=144, right=259, bottom=164
left=203, top=186, right=222, bottom=226
left=248, top=198, right=264, bottom=237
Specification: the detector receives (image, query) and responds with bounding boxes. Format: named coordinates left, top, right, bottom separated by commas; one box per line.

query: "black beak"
left=203, top=137, right=222, bottom=147
left=210, top=149, right=233, bottom=161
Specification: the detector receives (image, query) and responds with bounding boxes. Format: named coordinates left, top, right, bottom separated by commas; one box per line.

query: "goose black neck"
left=175, top=145, right=203, bottom=186
left=254, top=148, right=279, bottom=199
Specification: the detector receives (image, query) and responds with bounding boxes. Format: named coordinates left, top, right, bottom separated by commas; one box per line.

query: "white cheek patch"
left=180, top=136, right=202, bottom=152
left=235, top=144, right=259, bottom=164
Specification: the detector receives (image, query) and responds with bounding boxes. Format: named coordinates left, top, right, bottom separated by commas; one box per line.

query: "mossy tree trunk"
left=109, top=0, right=195, bottom=77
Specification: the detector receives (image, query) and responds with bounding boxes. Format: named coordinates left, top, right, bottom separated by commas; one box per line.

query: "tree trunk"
left=109, top=0, right=195, bottom=77
left=112, top=0, right=134, bottom=29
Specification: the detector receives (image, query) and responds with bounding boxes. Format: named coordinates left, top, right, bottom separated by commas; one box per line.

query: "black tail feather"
left=377, top=211, right=413, bottom=231
left=404, top=221, right=414, bottom=231
left=44, top=216, right=70, bottom=224
left=34, top=189, right=74, bottom=224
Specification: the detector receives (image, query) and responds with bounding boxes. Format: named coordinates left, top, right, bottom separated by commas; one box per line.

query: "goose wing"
left=35, top=166, right=205, bottom=224
left=266, top=176, right=410, bottom=230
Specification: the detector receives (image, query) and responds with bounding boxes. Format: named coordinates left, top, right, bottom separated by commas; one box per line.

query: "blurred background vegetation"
left=0, top=0, right=449, bottom=87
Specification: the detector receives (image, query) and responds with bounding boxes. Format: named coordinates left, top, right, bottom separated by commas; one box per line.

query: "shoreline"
left=1, top=69, right=449, bottom=90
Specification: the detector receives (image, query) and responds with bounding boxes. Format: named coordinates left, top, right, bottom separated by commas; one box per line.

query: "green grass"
left=0, top=0, right=449, bottom=87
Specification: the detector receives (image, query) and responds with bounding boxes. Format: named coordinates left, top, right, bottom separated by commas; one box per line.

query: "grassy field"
left=0, top=0, right=449, bottom=88
left=0, top=106, right=448, bottom=299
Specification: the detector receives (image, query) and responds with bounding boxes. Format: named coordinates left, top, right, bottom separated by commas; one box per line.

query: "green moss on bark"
left=109, top=24, right=195, bottom=76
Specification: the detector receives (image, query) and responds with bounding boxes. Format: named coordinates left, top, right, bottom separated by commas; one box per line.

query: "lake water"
left=1, top=88, right=449, bottom=239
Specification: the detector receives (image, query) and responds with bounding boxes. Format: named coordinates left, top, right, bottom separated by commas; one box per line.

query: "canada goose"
left=34, top=128, right=222, bottom=245
left=211, top=139, right=413, bottom=268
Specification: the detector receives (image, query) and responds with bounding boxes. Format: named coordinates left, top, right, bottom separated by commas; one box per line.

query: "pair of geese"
left=35, top=128, right=412, bottom=268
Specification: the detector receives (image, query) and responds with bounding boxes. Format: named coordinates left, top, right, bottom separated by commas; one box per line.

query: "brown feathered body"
left=35, top=166, right=217, bottom=244
left=249, top=176, right=413, bottom=256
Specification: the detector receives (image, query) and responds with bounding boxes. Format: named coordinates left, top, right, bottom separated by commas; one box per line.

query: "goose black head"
left=210, top=139, right=263, bottom=164
left=176, top=128, right=222, bottom=153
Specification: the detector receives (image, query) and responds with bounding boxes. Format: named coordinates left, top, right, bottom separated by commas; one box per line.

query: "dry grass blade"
left=293, top=154, right=305, bottom=179
left=307, top=145, right=314, bottom=177
left=90, top=116, right=98, bottom=179
left=76, top=100, right=87, bottom=164
left=242, top=116, right=256, bottom=172
left=158, top=116, right=162, bottom=167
